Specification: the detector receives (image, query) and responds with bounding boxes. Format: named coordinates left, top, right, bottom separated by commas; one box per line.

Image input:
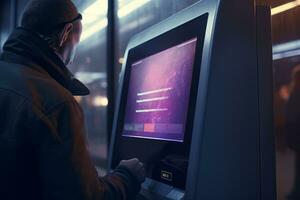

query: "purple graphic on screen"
left=122, top=38, right=198, bottom=142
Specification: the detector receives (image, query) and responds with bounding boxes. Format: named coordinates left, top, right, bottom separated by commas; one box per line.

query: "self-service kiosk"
left=108, top=0, right=276, bottom=199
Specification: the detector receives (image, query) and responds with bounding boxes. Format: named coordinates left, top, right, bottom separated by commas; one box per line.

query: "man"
left=0, top=0, right=145, bottom=199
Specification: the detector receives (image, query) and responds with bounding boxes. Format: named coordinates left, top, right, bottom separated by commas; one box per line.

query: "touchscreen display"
left=122, top=38, right=198, bottom=142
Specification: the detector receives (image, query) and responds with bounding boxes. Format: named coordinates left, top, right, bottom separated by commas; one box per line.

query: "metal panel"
left=107, top=0, right=116, bottom=146
left=256, top=6, right=276, bottom=200
left=115, top=0, right=201, bottom=89
left=110, top=0, right=275, bottom=199
left=109, top=1, right=221, bottom=199
left=193, top=0, right=265, bottom=199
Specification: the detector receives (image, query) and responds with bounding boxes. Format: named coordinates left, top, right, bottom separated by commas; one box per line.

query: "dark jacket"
left=0, top=27, right=140, bottom=200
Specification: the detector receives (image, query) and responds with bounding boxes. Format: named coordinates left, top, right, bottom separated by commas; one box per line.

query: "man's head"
left=21, top=0, right=82, bottom=65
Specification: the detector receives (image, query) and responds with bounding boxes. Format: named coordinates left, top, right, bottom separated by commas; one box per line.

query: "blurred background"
left=0, top=0, right=300, bottom=199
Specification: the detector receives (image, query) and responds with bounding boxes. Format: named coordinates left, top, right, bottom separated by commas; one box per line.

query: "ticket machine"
left=108, top=0, right=275, bottom=199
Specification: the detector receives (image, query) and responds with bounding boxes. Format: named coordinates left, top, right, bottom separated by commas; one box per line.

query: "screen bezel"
left=111, top=13, right=209, bottom=190
left=122, top=37, right=198, bottom=143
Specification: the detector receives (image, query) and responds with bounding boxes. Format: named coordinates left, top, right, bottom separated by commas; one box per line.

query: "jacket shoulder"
left=0, top=61, right=76, bottom=113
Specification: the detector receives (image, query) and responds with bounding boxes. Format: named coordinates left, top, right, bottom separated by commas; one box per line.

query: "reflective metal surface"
left=115, top=0, right=201, bottom=85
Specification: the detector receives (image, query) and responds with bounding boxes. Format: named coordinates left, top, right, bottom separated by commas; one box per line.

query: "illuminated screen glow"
left=122, top=38, right=198, bottom=142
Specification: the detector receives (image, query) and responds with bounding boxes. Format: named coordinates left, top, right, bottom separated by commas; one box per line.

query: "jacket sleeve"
left=36, top=100, right=141, bottom=200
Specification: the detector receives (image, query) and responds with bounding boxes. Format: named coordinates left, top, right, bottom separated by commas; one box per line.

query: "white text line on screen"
left=136, top=96, right=169, bottom=103
left=136, top=108, right=168, bottom=113
left=137, top=87, right=172, bottom=96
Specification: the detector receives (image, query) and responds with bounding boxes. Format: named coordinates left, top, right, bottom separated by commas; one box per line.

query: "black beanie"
left=21, top=0, right=79, bottom=34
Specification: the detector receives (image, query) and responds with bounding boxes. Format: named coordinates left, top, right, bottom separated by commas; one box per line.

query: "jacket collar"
left=0, top=27, right=89, bottom=96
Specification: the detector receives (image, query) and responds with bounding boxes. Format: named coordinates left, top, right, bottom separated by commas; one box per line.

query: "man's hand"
left=119, top=158, right=146, bottom=183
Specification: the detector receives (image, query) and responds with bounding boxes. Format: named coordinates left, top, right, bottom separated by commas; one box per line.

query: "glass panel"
left=72, top=0, right=108, bottom=174
left=271, top=3, right=300, bottom=200
left=0, top=1, right=14, bottom=52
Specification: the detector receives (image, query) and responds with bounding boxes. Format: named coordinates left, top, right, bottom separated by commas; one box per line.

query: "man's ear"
left=58, top=23, right=73, bottom=47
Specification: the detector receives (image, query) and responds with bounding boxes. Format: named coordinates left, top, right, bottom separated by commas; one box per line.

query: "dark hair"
left=21, top=0, right=79, bottom=49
